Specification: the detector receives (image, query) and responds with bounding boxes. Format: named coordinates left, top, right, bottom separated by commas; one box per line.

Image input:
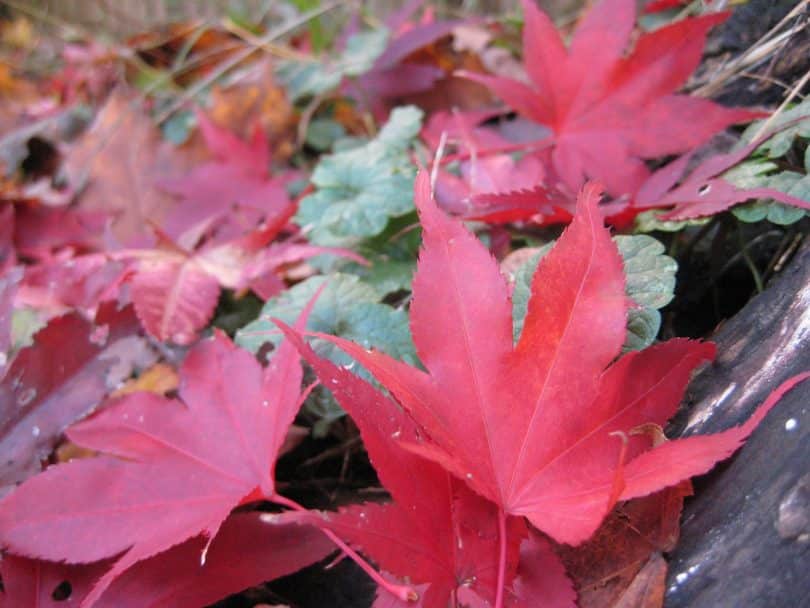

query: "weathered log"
left=665, top=239, right=810, bottom=607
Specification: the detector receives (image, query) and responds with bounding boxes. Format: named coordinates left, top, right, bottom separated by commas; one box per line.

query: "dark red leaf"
left=0, top=515, right=332, bottom=608
left=0, top=326, right=309, bottom=604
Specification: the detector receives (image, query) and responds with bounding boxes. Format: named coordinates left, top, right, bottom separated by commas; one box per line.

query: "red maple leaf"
left=277, top=326, right=576, bottom=607
left=461, top=0, right=758, bottom=196
left=118, top=211, right=365, bottom=345
left=0, top=514, right=333, bottom=608
left=424, top=109, right=570, bottom=224
left=632, top=136, right=810, bottom=221
left=292, top=172, right=807, bottom=605
left=0, top=304, right=146, bottom=493
left=158, top=111, right=296, bottom=247
left=0, top=323, right=312, bottom=605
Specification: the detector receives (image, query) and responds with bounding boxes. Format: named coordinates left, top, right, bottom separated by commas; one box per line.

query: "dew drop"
left=391, top=430, right=402, bottom=439
left=785, top=418, right=798, bottom=431
left=200, top=535, right=214, bottom=566
left=17, top=387, right=36, bottom=407
left=262, top=400, right=269, bottom=408
left=31, top=425, right=41, bottom=437
left=0, top=352, right=7, bottom=367
left=465, top=473, right=473, bottom=480
left=698, top=184, right=712, bottom=196
left=675, top=572, right=688, bottom=584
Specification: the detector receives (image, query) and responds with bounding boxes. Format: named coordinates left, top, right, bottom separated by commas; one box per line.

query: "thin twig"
left=269, top=494, right=419, bottom=602
left=737, top=223, right=764, bottom=293
left=690, top=0, right=808, bottom=97
left=296, top=90, right=331, bottom=152
left=737, top=70, right=802, bottom=95
left=494, top=507, right=508, bottom=608
left=222, top=19, right=314, bottom=62
left=430, top=131, right=449, bottom=192
left=750, top=68, right=810, bottom=141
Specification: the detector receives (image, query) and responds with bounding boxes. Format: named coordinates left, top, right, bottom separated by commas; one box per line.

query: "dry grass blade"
left=153, top=1, right=343, bottom=124
left=689, top=0, right=809, bottom=97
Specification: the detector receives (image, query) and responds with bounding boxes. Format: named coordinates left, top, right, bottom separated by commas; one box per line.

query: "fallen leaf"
left=304, top=172, right=801, bottom=550
left=462, top=0, right=758, bottom=196
left=0, top=322, right=311, bottom=604
left=276, top=325, right=533, bottom=608
left=633, top=136, right=810, bottom=221
left=0, top=514, right=332, bottom=608
left=0, top=304, right=146, bottom=493
left=64, top=89, right=203, bottom=245
left=558, top=483, right=691, bottom=607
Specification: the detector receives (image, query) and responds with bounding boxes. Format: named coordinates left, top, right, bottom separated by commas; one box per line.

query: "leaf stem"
left=495, top=507, right=507, bottom=608
left=737, top=222, right=764, bottom=294
left=272, top=494, right=418, bottom=603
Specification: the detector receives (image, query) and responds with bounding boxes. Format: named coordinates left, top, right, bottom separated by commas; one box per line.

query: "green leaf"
left=722, top=159, right=778, bottom=189
left=305, top=118, right=346, bottom=151
left=375, top=105, right=423, bottom=149
left=276, top=28, right=389, bottom=102
left=296, top=106, right=424, bottom=246
left=162, top=110, right=195, bottom=145
left=732, top=171, right=809, bottom=225
left=341, top=29, right=389, bottom=76
left=614, top=235, right=677, bottom=309
left=625, top=308, right=662, bottom=353
left=235, top=274, right=416, bottom=436
left=510, top=243, right=553, bottom=341
left=634, top=210, right=710, bottom=233
left=731, top=201, right=769, bottom=223
left=512, top=235, right=677, bottom=351
left=275, top=62, right=341, bottom=102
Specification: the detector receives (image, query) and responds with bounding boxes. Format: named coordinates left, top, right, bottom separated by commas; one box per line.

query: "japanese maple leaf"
left=0, top=324, right=310, bottom=606
left=359, top=16, right=462, bottom=101
left=632, top=135, right=810, bottom=221
left=17, top=252, right=127, bottom=318
left=0, top=515, right=333, bottom=608
left=0, top=304, right=146, bottom=493
left=302, top=171, right=804, bottom=554
left=120, top=214, right=365, bottom=344
left=159, top=110, right=295, bottom=247
left=277, top=327, right=574, bottom=608
left=425, top=110, right=570, bottom=224
left=462, top=0, right=759, bottom=196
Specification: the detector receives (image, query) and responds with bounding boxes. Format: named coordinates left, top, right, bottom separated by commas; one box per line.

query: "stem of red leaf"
left=495, top=507, right=507, bottom=608
left=272, top=494, right=418, bottom=603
